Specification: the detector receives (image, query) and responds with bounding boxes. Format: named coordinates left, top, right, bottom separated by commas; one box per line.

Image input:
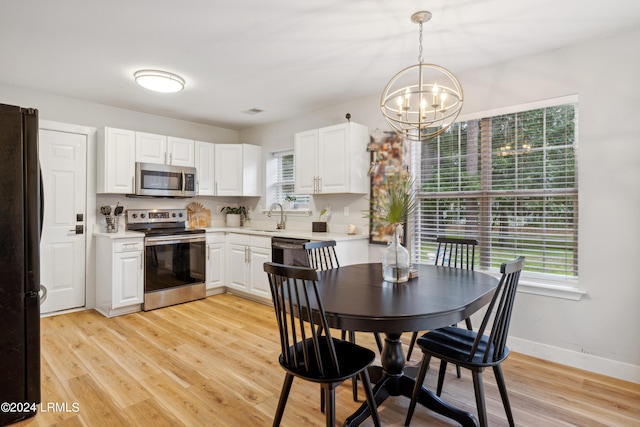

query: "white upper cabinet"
left=167, top=136, right=195, bottom=167
left=136, top=132, right=194, bottom=167
left=294, top=122, right=369, bottom=194
left=135, top=132, right=167, bottom=164
left=293, top=129, right=318, bottom=194
left=213, top=144, right=262, bottom=196
left=97, top=127, right=136, bottom=194
left=195, top=140, right=216, bottom=196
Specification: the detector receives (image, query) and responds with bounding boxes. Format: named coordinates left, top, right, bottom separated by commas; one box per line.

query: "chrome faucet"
left=268, top=202, right=285, bottom=230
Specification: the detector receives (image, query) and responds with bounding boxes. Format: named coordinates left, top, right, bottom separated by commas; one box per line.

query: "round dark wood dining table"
left=316, top=263, right=499, bottom=427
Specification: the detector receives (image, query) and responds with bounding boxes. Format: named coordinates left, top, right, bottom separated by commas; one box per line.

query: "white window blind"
left=271, top=150, right=310, bottom=207
left=411, top=103, right=578, bottom=281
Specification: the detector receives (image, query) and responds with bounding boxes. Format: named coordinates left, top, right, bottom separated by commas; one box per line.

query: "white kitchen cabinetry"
left=195, top=141, right=215, bottom=196
left=136, top=132, right=195, bottom=167
left=206, top=232, right=225, bottom=295
left=226, top=233, right=271, bottom=300
left=95, top=235, right=144, bottom=317
left=97, top=127, right=136, bottom=194
left=294, top=122, right=369, bottom=194
left=135, top=132, right=166, bottom=164
left=214, top=144, right=262, bottom=196
left=167, top=136, right=195, bottom=167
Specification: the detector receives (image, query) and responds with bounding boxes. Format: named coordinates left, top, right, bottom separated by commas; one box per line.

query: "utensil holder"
left=105, top=215, right=118, bottom=233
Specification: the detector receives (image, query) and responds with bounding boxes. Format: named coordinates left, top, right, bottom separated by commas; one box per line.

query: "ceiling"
left=2, top=1, right=640, bottom=131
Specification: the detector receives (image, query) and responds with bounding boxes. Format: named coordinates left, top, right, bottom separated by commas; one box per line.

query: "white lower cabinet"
left=206, top=232, right=225, bottom=295
left=95, top=235, right=144, bottom=317
left=226, top=233, right=272, bottom=300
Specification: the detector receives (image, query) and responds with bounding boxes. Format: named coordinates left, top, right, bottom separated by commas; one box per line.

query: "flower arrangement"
left=366, top=170, right=417, bottom=282
left=220, top=206, right=247, bottom=227
left=220, top=206, right=247, bottom=216
left=368, top=171, right=417, bottom=230
left=312, top=208, right=328, bottom=232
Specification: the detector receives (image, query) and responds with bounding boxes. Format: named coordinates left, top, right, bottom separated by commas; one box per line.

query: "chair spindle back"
left=435, top=237, right=478, bottom=270
left=304, top=240, right=340, bottom=271
left=264, top=262, right=340, bottom=378
left=469, top=256, right=524, bottom=363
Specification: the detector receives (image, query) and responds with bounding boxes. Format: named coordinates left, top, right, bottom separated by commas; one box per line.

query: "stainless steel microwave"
left=135, top=162, right=197, bottom=198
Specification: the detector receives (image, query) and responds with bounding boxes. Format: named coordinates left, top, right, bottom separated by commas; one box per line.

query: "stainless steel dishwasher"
left=271, top=237, right=310, bottom=266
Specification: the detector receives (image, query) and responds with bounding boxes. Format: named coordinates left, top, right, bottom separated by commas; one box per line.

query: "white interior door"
left=39, top=128, right=87, bottom=314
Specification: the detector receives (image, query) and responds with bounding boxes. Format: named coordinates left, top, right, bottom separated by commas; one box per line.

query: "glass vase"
left=382, top=227, right=410, bottom=283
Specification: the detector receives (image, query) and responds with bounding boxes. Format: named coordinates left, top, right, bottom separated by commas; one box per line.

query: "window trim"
left=409, top=95, right=586, bottom=300
left=266, top=149, right=311, bottom=212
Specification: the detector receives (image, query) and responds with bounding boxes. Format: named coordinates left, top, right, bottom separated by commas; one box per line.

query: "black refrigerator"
left=0, top=103, right=41, bottom=425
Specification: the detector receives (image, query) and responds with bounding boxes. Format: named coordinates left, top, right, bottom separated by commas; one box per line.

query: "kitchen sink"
left=246, top=228, right=284, bottom=233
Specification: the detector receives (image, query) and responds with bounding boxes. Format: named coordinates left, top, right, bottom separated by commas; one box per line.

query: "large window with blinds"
left=268, top=150, right=310, bottom=208
left=411, top=102, right=578, bottom=282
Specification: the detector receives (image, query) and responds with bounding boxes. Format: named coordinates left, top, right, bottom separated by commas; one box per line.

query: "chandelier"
left=380, top=11, right=463, bottom=141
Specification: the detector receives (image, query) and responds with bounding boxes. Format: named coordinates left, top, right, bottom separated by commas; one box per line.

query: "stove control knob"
left=132, top=213, right=138, bottom=219
left=178, top=212, right=183, bottom=217
left=172, top=213, right=177, bottom=218
left=141, top=213, right=146, bottom=219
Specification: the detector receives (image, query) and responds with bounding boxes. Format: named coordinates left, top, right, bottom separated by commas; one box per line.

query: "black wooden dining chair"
left=263, top=262, right=381, bottom=427
left=304, top=240, right=383, bottom=403
left=404, top=256, right=525, bottom=427
left=406, top=236, right=479, bottom=362
left=304, top=240, right=383, bottom=349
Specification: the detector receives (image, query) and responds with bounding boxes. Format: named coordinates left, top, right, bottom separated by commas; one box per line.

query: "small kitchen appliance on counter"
left=127, top=208, right=206, bottom=310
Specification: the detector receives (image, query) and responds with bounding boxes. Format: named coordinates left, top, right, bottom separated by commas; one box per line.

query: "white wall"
left=0, top=83, right=242, bottom=227
left=0, top=84, right=239, bottom=143
left=3, top=25, right=638, bottom=382
left=240, top=26, right=640, bottom=382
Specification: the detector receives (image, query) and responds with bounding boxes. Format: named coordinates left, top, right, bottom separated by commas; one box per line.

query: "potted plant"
left=366, top=171, right=417, bottom=282
left=284, top=194, right=297, bottom=209
left=312, top=208, right=328, bottom=232
left=220, top=206, right=247, bottom=227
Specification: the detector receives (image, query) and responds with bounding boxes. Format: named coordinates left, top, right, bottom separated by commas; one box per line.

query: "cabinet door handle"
left=169, top=153, right=173, bottom=165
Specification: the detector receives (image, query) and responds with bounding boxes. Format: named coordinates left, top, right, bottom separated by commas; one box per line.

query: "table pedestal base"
left=344, top=333, right=477, bottom=427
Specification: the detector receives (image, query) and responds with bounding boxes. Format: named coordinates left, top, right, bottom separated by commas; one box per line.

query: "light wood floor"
left=16, top=293, right=640, bottom=427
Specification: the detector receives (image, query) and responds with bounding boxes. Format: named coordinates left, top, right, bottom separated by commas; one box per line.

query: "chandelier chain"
left=418, top=21, right=423, bottom=64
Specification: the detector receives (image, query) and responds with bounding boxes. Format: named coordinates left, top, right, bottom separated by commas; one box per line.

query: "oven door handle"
left=145, top=234, right=206, bottom=246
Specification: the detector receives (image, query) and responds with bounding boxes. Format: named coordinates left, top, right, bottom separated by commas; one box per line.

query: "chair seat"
left=417, top=326, right=510, bottom=368
left=280, top=338, right=376, bottom=383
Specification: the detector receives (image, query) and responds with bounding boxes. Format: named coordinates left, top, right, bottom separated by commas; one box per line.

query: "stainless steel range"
left=126, top=208, right=206, bottom=311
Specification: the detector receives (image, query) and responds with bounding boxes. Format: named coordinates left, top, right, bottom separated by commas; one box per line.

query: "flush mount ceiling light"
left=380, top=11, right=463, bottom=141
left=134, top=69, right=185, bottom=93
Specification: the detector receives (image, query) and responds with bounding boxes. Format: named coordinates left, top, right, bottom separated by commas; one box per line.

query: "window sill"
left=481, top=271, right=586, bottom=301
left=517, top=280, right=586, bottom=301
left=261, top=208, right=312, bottom=217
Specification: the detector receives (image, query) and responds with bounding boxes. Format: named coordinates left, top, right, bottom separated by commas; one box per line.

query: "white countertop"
left=201, top=226, right=368, bottom=242
left=93, top=229, right=145, bottom=239
left=93, top=226, right=367, bottom=242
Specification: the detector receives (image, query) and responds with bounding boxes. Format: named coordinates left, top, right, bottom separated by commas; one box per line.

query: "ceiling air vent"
left=242, top=108, right=264, bottom=115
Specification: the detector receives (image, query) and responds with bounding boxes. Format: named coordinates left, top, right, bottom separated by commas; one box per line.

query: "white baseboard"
left=509, top=337, right=640, bottom=384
